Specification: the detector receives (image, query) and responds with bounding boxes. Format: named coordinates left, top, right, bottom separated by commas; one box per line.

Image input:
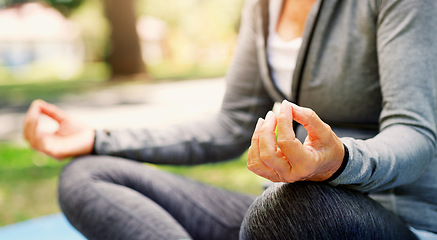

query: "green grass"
left=0, top=143, right=263, bottom=227
left=0, top=143, right=66, bottom=226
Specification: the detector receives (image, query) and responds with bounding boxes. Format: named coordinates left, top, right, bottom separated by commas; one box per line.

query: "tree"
left=103, top=0, right=145, bottom=78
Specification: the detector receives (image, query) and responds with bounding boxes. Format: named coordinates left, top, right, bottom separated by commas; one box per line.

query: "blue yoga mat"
left=0, top=213, right=86, bottom=240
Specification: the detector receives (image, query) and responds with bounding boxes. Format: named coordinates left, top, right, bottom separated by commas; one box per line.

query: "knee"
left=239, top=182, right=364, bottom=240
left=240, top=182, right=301, bottom=240
left=58, top=155, right=151, bottom=215
left=58, top=156, right=109, bottom=216
left=240, top=182, right=417, bottom=240
left=59, top=155, right=121, bottom=192
left=59, top=156, right=100, bottom=195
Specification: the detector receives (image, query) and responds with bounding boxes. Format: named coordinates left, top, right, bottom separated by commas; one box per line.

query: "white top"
left=267, top=0, right=302, bottom=99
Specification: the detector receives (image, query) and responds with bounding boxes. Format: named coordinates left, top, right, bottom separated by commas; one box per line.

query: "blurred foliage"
left=0, top=143, right=262, bottom=226
left=138, top=0, right=243, bottom=41
left=0, top=0, right=244, bottom=82
left=45, top=0, right=83, bottom=15
left=69, top=0, right=109, bottom=62
left=138, top=0, right=243, bottom=75
left=1, top=0, right=83, bottom=15
left=0, top=0, right=110, bottom=83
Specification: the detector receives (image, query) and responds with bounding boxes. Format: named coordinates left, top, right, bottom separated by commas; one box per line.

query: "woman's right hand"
left=23, top=99, right=95, bottom=160
left=247, top=101, right=344, bottom=183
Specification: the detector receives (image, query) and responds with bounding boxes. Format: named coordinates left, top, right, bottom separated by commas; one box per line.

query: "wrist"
left=90, top=129, right=97, bottom=154
left=322, top=144, right=349, bottom=183
left=79, top=127, right=95, bottom=156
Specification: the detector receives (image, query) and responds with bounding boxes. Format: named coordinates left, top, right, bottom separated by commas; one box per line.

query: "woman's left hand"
left=247, top=100, right=344, bottom=182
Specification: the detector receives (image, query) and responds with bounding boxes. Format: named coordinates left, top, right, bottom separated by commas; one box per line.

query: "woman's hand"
left=23, top=99, right=95, bottom=160
left=247, top=100, right=344, bottom=182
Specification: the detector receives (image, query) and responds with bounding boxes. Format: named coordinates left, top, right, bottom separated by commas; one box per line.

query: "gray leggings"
left=58, top=156, right=418, bottom=240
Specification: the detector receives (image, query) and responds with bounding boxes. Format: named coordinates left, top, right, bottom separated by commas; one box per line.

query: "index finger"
left=38, top=100, right=68, bottom=123
left=291, top=103, right=331, bottom=141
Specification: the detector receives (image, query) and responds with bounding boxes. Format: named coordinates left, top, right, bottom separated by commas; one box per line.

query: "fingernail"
left=255, top=118, right=264, bottom=131
left=291, top=103, right=301, bottom=112
left=265, top=111, right=274, bottom=120
left=281, top=100, right=289, bottom=112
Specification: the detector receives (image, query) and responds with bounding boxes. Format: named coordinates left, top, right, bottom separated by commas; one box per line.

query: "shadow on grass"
left=0, top=80, right=106, bottom=113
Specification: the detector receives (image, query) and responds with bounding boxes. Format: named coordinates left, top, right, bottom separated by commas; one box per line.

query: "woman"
left=24, top=0, right=437, bottom=239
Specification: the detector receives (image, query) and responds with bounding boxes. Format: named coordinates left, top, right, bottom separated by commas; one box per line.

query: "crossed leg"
left=58, top=155, right=255, bottom=240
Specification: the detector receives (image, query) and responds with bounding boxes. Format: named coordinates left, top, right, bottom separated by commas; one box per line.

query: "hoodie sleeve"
left=330, top=0, right=437, bottom=192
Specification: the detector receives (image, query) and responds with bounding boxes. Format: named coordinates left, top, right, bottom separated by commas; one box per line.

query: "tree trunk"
left=103, top=0, right=145, bottom=78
